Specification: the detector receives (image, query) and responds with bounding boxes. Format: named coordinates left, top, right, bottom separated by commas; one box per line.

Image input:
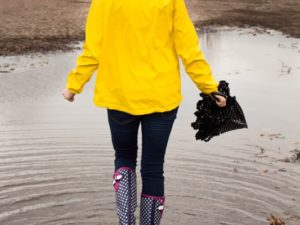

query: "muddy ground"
left=0, top=0, right=300, bottom=55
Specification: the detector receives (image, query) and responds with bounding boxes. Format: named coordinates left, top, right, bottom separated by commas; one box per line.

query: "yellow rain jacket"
left=65, top=0, right=218, bottom=115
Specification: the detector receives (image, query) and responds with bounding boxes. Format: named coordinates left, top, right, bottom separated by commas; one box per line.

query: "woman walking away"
left=62, top=0, right=226, bottom=224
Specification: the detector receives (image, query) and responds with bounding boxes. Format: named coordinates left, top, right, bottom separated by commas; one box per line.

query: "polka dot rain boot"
left=140, top=194, right=165, bottom=225
left=113, top=167, right=137, bottom=225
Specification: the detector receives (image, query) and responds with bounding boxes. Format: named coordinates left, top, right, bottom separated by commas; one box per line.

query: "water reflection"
left=0, top=27, right=300, bottom=225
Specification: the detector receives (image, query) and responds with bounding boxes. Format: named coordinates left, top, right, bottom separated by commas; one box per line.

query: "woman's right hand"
left=214, top=95, right=227, bottom=107
left=211, top=92, right=227, bottom=107
left=62, top=89, right=75, bottom=102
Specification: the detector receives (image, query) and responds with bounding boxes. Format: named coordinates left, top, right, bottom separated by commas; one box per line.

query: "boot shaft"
left=140, top=194, right=165, bottom=225
left=113, top=167, right=137, bottom=225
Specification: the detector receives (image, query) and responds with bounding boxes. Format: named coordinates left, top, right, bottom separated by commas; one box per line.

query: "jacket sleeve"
left=172, top=0, right=218, bottom=94
left=65, top=0, right=100, bottom=94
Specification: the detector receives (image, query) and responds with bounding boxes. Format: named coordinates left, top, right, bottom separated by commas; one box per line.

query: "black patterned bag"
left=191, top=80, right=248, bottom=142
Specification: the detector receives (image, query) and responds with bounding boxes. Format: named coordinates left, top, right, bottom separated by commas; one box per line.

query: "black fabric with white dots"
left=140, top=195, right=165, bottom=225
left=113, top=167, right=137, bottom=225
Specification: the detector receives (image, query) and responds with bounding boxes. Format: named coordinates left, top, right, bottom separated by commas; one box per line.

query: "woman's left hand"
left=62, top=89, right=76, bottom=102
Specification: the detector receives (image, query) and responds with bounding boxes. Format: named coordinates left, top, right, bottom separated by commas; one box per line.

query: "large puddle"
left=0, top=27, right=299, bottom=225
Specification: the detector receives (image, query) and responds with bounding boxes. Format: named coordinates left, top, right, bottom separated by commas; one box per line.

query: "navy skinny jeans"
left=107, top=107, right=178, bottom=197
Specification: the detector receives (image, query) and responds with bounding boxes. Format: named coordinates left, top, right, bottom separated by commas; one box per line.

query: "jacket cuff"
left=65, top=84, right=82, bottom=94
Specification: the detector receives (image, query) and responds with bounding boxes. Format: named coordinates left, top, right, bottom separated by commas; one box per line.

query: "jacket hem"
left=93, top=98, right=182, bottom=115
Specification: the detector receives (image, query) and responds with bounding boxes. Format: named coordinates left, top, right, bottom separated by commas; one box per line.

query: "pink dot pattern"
left=113, top=167, right=137, bottom=225
left=140, top=195, right=165, bottom=225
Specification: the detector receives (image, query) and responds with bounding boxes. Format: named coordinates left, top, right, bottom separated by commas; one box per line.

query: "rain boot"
left=113, top=167, right=137, bottom=225
left=140, top=194, right=165, bottom=225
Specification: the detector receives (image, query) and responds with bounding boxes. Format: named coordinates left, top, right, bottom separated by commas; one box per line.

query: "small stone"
left=267, top=213, right=285, bottom=225
left=281, top=157, right=291, bottom=163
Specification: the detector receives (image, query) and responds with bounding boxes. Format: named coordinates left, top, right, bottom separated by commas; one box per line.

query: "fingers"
left=65, top=95, right=74, bottom=102
left=216, top=101, right=226, bottom=107
left=68, top=96, right=75, bottom=102
left=215, top=96, right=227, bottom=107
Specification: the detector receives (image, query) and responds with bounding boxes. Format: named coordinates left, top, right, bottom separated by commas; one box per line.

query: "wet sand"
left=1, top=0, right=300, bottom=55
left=0, top=28, right=300, bottom=225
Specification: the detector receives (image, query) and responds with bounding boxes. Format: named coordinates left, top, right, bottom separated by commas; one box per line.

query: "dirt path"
left=0, top=0, right=300, bottom=55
